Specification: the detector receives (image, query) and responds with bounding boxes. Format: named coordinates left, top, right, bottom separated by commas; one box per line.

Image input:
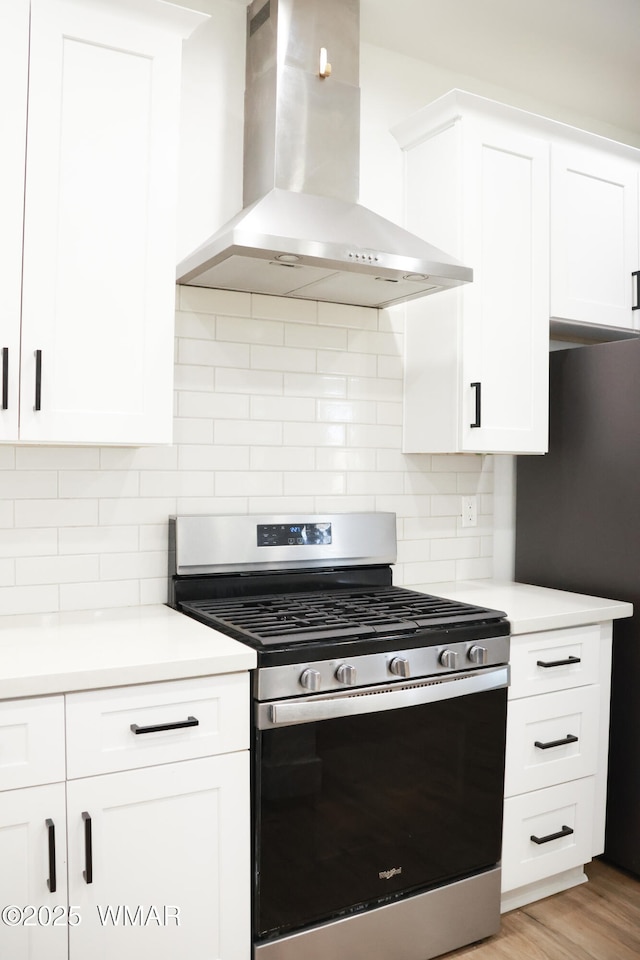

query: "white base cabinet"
left=0, top=674, right=250, bottom=960
left=0, top=0, right=205, bottom=445
left=501, top=622, right=613, bottom=911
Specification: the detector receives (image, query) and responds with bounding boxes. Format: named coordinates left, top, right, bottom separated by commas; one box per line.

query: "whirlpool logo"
left=379, top=867, right=402, bottom=880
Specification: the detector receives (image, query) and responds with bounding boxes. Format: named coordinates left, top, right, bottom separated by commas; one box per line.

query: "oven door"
left=254, top=665, right=508, bottom=942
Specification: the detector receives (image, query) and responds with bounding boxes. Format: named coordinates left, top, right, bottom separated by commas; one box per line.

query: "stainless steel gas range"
left=168, top=512, right=510, bottom=960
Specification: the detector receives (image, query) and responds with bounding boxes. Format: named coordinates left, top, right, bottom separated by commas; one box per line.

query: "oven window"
left=254, top=687, right=507, bottom=940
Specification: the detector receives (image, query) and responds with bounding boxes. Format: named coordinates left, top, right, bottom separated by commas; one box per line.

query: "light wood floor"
left=447, top=859, right=640, bottom=959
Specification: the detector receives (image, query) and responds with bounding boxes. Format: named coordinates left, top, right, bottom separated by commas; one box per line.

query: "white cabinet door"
left=0, top=783, right=68, bottom=960
left=67, top=752, right=250, bottom=960
left=459, top=124, right=549, bottom=452
left=402, top=116, right=549, bottom=454
left=18, top=0, right=188, bottom=444
left=0, top=0, right=29, bottom=441
left=550, top=143, right=639, bottom=330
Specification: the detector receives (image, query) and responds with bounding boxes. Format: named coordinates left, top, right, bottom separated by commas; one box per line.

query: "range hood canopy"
left=177, top=0, right=472, bottom=309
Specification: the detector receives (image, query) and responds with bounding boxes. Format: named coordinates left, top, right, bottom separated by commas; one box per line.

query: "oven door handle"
left=258, top=665, right=509, bottom=729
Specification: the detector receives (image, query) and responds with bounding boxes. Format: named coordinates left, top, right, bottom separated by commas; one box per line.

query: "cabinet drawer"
left=509, top=625, right=601, bottom=699
left=501, top=777, right=595, bottom=892
left=505, top=685, right=600, bottom=797
left=66, top=674, right=249, bottom=779
left=0, top=696, right=65, bottom=790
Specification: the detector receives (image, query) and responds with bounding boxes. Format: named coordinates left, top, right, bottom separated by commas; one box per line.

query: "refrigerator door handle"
left=633, top=270, right=640, bottom=311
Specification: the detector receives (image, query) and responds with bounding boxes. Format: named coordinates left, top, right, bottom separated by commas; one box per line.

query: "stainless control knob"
left=468, top=645, right=488, bottom=666
left=439, top=649, right=459, bottom=669
left=389, top=656, right=410, bottom=679
left=335, top=663, right=357, bottom=686
left=299, top=668, right=321, bottom=692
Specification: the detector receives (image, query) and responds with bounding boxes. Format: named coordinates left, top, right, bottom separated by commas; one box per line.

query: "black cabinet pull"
left=82, top=811, right=93, bottom=884
left=536, top=655, right=581, bottom=669
left=45, top=818, right=57, bottom=893
left=1, top=347, right=7, bottom=410
left=633, top=270, right=640, bottom=311
left=130, top=715, right=199, bottom=735
left=530, top=824, right=574, bottom=845
left=470, top=381, right=481, bottom=428
left=535, top=733, right=579, bottom=750
left=34, top=349, right=42, bottom=411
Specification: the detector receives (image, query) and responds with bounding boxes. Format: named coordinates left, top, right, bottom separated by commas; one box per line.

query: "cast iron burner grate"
left=180, top=586, right=504, bottom=646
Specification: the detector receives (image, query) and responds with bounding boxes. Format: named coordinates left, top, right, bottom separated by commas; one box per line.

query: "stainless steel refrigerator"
left=515, top=336, right=640, bottom=876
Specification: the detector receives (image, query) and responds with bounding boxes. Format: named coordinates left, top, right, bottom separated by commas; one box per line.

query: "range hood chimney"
left=176, top=0, right=472, bottom=309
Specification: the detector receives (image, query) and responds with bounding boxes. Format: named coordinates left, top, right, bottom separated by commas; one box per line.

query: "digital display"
left=257, top=522, right=332, bottom=547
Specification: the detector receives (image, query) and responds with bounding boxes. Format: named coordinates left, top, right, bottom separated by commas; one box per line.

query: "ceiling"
left=361, top=0, right=640, bottom=137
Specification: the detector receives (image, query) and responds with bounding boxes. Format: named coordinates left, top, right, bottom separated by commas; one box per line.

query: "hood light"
left=403, top=273, right=431, bottom=282
left=274, top=254, right=301, bottom=263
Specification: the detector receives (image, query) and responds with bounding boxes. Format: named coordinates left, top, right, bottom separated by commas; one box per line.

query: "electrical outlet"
left=461, top=496, right=477, bottom=528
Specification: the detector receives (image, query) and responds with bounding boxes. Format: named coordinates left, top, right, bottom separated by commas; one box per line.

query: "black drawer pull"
left=34, top=349, right=42, bottom=411
left=535, top=733, right=579, bottom=750
left=82, top=811, right=93, bottom=884
left=536, top=655, right=581, bottom=669
left=633, top=270, right=640, bottom=311
left=130, top=715, right=199, bottom=735
left=470, top=381, right=481, bottom=428
left=530, top=824, right=574, bottom=845
left=2, top=347, right=8, bottom=410
left=45, top=818, right=56, bottom=893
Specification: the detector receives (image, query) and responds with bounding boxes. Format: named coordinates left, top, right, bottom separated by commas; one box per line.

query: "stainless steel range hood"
left=177, top=0, right=472, bottom=309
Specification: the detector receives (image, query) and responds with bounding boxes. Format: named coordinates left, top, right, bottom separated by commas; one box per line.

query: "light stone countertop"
left=0, top=581, right=633, bottom=701
left=0, top=604, right=256, bottom=700
left=416, top=579, right=633, bottom=635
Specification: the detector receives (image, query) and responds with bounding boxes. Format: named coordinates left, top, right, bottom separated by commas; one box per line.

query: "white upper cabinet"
left=550, top=142, right=640, bottom=333
left=1, top=0, right=206, bottom=445
left=394, top=93, right=550, bottom=454
left=0, top=0, right=29, bottom=441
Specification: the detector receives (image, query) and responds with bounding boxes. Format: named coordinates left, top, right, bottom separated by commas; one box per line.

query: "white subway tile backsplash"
left=59, top=526, right=139, bottom=555
left=59, top=471, right=139, bottom=499
left=0, top=528, right=59, bottom=558
left=16, top=447, right=99, bottom=470
left=178, top=391, right=250, bottom=420
left=251, top=344, right=316, bottom=373
left=315, top=448, right=376, bottom=472
left=1, top=471, right=58, bottom=499
left=283, top=472, right=345, bottom=497
left=284, top=422, right=345, bottom=447
left=178, top=445, right=250, bottom=472
left=250, top=396, right=316, bottom=421
left=317, top=301, right=377, bottom=330
left=284, top=323, right=348, bottom=351
left=15, top=499, right=98, bottom=528
left=217, top=315, right=284, bottom=345
left=317, top=399, right=377, bottom=424
left=215, top=471, right=283, bottom=498
left=60, top=579, right=140, bottom=611
left=317, top=350, right=377, bottom=378
left=0, top=559, right=15, bottom=585
left=0, top=585, right=59, bottom=616
left=139, top=471, right=213, bottom=499
left=16, top=555, right=99, bottom=585
left=0, top=292, right=494, bottom=617
left=215, top=419, right=283, bottom=446
left=250, top=447, right=315, bottom=472
left=252, top=294, right=318, bottom=324
left=215, top=367, right=283, bottom=396
left=178, top=285, right=250, bottom=316
left=283, top=373, right=346, bottom=398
